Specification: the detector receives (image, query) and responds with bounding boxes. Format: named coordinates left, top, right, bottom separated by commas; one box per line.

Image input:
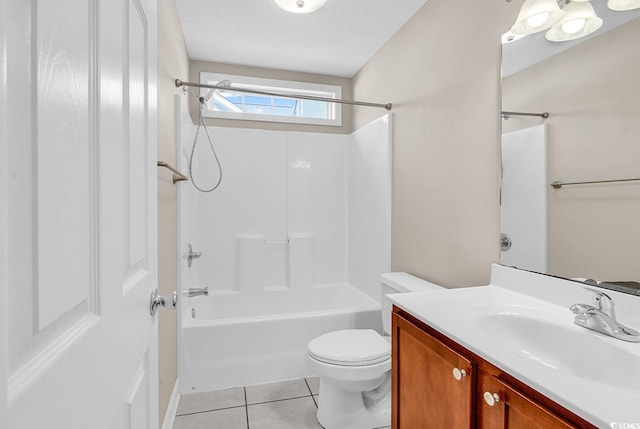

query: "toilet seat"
left=307, top=329, right=390, bottom=367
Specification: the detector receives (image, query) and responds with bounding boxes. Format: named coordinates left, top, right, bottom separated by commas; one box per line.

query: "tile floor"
left=172, top=377, right=391, bottom=429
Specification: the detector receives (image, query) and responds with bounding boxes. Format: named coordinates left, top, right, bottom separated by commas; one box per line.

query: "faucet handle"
left=584, top=287, right=616, bottom=317
left=585, top=287, right=614, bottom=310
left=187, top=244, right=202, bottom=268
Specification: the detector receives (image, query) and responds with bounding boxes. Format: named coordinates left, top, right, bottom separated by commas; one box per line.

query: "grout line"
left=175, top=404, right=246, bottom=417
left=176, top=379, right=319, bottom=424
left=244, top=387, right=249, bottom=429
left=247, top=394, right=315, bottom=407
left=304, top=378, right=313, bottom=396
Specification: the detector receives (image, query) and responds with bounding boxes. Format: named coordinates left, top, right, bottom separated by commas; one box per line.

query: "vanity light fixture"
left=273, top=0, right=328, bottom=14
left=546, top=1, right=603, bottom=42
left=510, top=0, right=567, bottom=35
left=507, top=0, right=638, bottom=43
left=608, top=0, right=640, bottom=11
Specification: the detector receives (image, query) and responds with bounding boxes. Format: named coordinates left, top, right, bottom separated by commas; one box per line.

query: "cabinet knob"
left=483, top=391, right=501, bottom=406
left=452, top=368, right=467, bottom=381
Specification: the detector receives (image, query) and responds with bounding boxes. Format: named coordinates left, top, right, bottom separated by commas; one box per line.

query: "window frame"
left=200, top=72, right=343, bottom=127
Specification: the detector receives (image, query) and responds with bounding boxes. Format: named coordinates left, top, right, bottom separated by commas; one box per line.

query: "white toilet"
left=307, top=272, right=444, bottom=429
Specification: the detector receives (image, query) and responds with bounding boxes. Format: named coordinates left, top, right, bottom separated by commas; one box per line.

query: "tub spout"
left=187, top=287, right=209, bottom=298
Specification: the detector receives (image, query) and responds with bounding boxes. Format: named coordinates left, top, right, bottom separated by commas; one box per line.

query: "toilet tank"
left=380, top=272, right=444, bottom=335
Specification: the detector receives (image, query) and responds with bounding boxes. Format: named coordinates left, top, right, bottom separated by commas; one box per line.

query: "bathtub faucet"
left=187, top=287, right=209, bottom=298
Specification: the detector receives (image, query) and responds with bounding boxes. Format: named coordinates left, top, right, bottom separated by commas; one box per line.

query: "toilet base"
left=316, top=375, right=391, bottom=429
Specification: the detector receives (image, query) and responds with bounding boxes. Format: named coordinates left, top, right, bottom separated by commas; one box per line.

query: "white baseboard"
left=161, top=379, right=180, bottom=429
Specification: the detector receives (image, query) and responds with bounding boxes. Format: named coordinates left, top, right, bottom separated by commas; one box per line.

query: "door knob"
left=150, top=289, right=177, bottom=316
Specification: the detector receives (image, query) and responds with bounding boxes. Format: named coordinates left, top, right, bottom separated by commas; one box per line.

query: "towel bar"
left=551, top=178, right=640, bottom=189
left=157, top=161, right=188, bottom=184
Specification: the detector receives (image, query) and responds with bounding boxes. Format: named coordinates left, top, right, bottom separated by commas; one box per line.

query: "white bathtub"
left=178, top=283, right=382, bottom=393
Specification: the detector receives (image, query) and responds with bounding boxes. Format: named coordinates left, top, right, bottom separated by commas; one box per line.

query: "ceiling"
left=175, top=0, right=428, bottom=78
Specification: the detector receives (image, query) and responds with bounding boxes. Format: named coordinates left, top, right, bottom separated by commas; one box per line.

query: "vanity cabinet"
left=392, top=308, right=596, bottom=429
left=478, top=374, right=575, bottom=429
left=392, top=308, right=475, bottom=427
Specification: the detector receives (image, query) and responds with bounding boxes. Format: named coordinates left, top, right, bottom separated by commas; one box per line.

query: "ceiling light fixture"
left=608, top=0, right=640, bottom=11
left=273, top=0, right=328, bottom=14
left=510, top=0, right=567, bottom=35
left=546, top=1, right=603, bottom=41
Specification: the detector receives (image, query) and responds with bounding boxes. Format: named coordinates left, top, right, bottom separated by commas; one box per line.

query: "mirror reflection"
left=500, top=2, right=640, bottom=295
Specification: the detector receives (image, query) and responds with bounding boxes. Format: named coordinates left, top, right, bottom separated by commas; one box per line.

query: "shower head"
left=203, top=90, right=215, bottom=102
left=202, top=80, right=233, bottom=102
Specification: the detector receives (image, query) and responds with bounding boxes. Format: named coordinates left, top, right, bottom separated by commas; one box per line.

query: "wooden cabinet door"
left=479, top=375, right=578, bottom=429
left=392, top=312, right=475, bottom=429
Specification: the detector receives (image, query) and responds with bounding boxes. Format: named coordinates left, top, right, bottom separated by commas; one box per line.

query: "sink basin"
left=476, top=313, right=640, bottom=390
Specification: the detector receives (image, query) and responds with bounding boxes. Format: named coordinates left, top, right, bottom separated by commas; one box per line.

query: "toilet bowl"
left=308, top=329, right=391, bottom=429
left=307, top=273, right=444, bottom=429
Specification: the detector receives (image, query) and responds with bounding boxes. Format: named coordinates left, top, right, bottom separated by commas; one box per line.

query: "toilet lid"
left=308, top=329, right=391, bottom=367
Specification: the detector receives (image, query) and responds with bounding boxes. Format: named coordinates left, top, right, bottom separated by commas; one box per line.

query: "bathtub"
left=178, top=283, right=382, bottom=393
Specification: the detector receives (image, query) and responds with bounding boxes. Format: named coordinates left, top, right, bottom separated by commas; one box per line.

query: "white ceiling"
left=175, top=0, right=428, bottom=78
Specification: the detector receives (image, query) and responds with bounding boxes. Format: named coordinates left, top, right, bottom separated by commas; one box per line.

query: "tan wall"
left=188, top=60, right=353, bottom=134
left=352, top=0, right=517, bottom=287
left=502, top=19, right=640, bottom=283
left=157, top=0, right=189, bottom=424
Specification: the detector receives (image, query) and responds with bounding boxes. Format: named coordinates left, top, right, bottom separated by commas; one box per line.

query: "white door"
left=1, top=0, right=159, bottom=428
left=500, top=124, right=547, bottom=273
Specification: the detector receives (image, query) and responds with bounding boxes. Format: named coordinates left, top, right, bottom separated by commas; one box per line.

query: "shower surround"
left=177, top=102, right=391, bottom=392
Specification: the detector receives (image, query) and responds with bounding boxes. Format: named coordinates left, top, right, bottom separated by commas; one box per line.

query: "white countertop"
left=389, top=265, right=640, bottom=428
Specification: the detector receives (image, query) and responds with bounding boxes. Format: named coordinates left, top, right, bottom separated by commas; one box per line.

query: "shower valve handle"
left=187, top=244, right=201, bottom=268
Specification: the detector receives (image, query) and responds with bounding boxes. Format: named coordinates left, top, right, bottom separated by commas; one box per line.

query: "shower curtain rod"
left=175, top=79, right=392, bottom=111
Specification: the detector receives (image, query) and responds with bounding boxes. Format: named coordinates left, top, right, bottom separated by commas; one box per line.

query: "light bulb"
left=511, top=0, right=566, bottom=35
left=546, top=1, right=602, bottom=42
left=608, top=0, right=640, bottom=11
left=561, top=18, right=586, bottom=34
left=526, top=11, right=551, bottom=28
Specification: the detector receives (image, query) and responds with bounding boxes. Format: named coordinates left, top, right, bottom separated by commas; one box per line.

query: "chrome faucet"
left=570, top=288, right=640, bottom=342
left=186, top=287, right=209, bottom=298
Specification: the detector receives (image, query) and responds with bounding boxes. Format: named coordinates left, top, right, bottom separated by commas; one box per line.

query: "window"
left=200, top=72, right=342, bottom=127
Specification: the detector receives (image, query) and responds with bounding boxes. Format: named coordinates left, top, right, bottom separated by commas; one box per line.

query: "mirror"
left=500, top=2, right=640, bottom=295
